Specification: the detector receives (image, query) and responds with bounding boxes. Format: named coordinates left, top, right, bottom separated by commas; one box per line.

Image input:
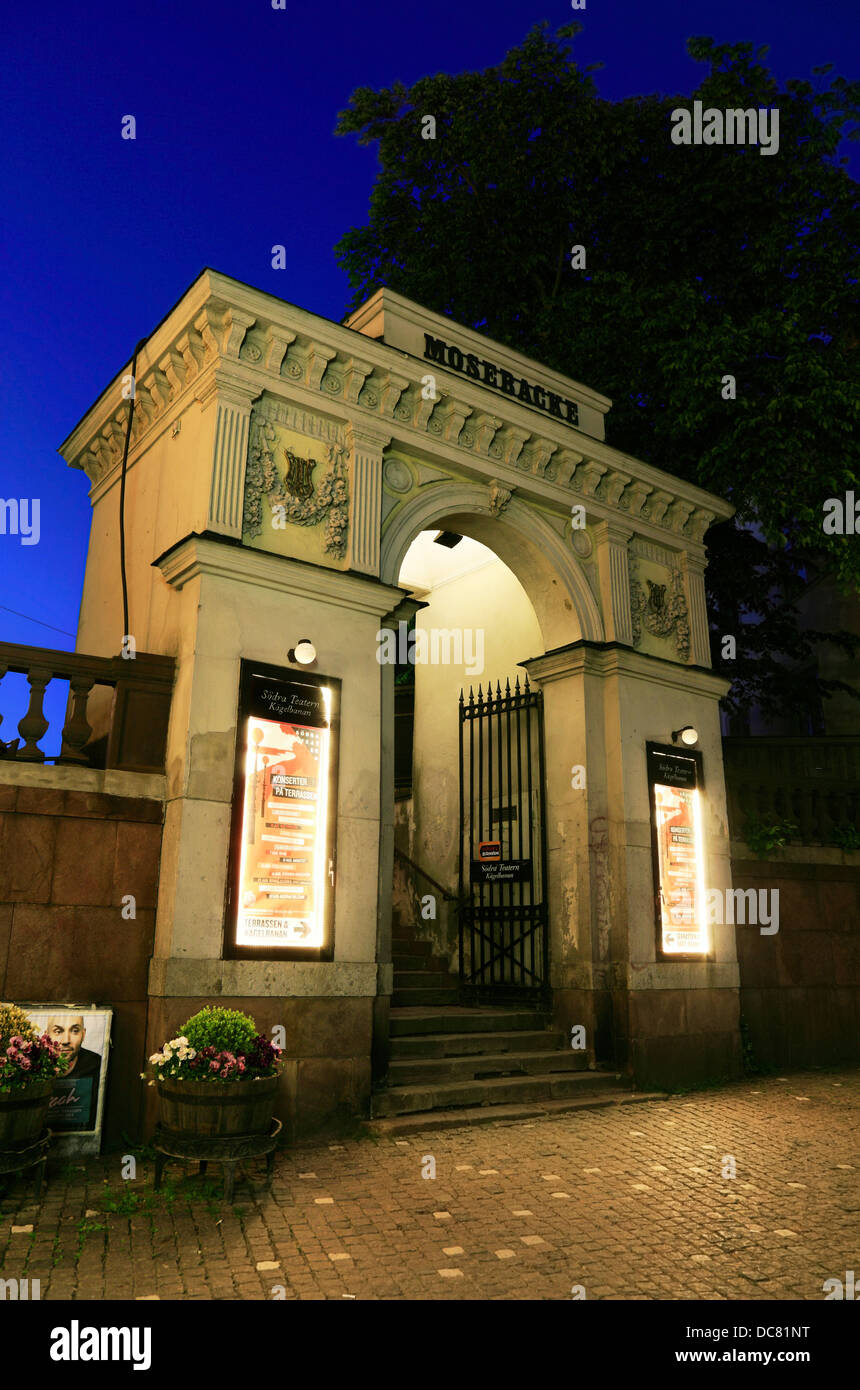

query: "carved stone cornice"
left=489, top=425, right=530, bottom=468
left=548, top=448, right=583, bottom=486
left=469, top=413, right=503, bottom=455
left=340, top=356, right=374, bottom=405
left=263, top=326, right=295, bottom=375
left=427, top=396, right=472, bottom=444
left=576, top=461, right=608, bottom=497
left=59, top=269, right=734, bottom=560
left=518, top=438, right=557, bottom=477
left=620, top=480, right=652, bottom=518
left=598, top=469, right=632, bottom=508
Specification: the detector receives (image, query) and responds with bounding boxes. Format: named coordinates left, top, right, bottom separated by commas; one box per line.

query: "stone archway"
left=379, top=478, right=604, bottom=1020
left=380, top=480, right=605, bottom=650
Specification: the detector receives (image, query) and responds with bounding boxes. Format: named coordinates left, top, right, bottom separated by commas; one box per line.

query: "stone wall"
left=621, top=982, right=743, bottom=1090
left=0, top=767, right=164, bottom=1148
left=732, top=846, right=860, bottom=1069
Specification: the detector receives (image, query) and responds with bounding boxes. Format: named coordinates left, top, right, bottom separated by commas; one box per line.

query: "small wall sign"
left=470, top=858, right=532, bottom=884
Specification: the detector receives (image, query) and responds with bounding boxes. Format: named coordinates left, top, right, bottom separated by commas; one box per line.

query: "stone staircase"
left=371, top=917, right=655, bottom=1131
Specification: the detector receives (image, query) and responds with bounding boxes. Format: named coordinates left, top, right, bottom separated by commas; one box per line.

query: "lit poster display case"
left=646, top=742, right=710, bottom=959
left=226, top=661, right=339, bottom=960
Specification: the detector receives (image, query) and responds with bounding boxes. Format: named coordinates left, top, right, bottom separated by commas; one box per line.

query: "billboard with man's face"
left=24, top=1006, right=111, bottom=1144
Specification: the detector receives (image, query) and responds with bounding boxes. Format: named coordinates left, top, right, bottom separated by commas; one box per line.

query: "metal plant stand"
left=152, top=1119, right=282, bottom=1202
left=0, top=1129, right=52, bottom=1199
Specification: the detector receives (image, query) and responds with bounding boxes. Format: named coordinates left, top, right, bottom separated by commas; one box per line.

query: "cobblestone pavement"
left=1, top=1070, right=857, bottom=1301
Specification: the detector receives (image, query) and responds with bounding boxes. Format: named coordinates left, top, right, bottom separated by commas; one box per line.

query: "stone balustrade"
left=0, top=643, right=174, bottom=771
left=723, top=736, right=860, bottom=846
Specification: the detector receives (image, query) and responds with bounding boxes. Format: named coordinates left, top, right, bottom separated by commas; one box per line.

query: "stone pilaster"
left=680, top=551, right=712, bottom=666
left=593, top=520, right=634, bottom=646
left=196, top=374, right=258, bottom=539
left=347, top=422, right=391, bottom=576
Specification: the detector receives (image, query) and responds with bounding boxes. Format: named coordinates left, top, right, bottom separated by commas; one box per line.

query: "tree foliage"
left=335, top=24, right=860, bottom=721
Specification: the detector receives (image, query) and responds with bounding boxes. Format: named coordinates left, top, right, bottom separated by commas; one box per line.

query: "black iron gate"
left=458, top=675, right=549, bottom=1003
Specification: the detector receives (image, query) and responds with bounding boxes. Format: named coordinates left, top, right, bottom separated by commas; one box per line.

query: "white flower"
left=149, top=1052, right=165, bottom=1065
left=176, top=1036, right=189, bottom=1047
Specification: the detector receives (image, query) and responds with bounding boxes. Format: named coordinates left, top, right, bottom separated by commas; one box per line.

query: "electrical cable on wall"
left=118, top=338, right=148, bottom=650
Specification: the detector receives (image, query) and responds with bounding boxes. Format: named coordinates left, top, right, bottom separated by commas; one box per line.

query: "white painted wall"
left=402, top=539, right=543, bottom=915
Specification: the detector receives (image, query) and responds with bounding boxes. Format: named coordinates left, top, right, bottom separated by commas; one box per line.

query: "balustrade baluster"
left=59, top=676, right=95, bottom=765
left=17, top=666, right=52, bottom=762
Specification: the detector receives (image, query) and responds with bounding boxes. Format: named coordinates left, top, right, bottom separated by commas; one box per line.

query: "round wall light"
left=288, top=639, right=317, bottom=666
left=671, top=725, right=699, bottom=747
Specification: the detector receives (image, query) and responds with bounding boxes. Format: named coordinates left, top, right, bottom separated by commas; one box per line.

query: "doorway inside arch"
left=392, top=527, right=549, bottom=1004
left=372, top=522, right=609, bottom=1123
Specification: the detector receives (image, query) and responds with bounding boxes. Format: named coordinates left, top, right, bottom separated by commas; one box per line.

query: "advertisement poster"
left=24, top=1006, right=111, bottom=1150
left=648, top=744, right=709, bottom=956
left=234, top=670, right=335, bottom=951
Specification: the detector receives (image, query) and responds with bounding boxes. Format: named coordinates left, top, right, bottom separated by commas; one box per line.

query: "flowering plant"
left=0, top=1002, right=68, bottom=1092
left=142, top=1011, right=283, bottom=1086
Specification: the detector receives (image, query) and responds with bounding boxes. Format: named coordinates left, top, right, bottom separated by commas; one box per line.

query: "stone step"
left=371, top=1068, right=629, bottom=1118
left=392, top=953, right=450, bottom=972
left=389, top=1006, right=550, bottom=1037
left=391, top=987, right=461, bottom=1008
left=388, top=1049, right=589, bottom=1086
left=391, top=936, right=432, bottom=954
left=367, top=1090, right=667, bottom=1136
left=390, top=1028, right=565, bottom=1060
left=392, top=970, right=456, bottom=990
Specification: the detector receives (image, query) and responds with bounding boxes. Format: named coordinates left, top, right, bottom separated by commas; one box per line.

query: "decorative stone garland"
left=243, top=417, right=350, bottom=557
left=629, top=558, right=690, bottom=663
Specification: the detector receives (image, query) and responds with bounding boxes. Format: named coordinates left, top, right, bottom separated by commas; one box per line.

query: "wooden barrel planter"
left=157, top=1076, right=278, bottom=1138
left=0, top=1080, right=54, bottom=1149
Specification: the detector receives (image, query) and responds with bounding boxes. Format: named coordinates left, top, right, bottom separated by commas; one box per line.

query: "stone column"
left=520, top=644, right=613, bottom=1064
left=347, top=422, right=392, bottom=576
left=373, top=596, right=425, bottom=1081
left=593, top=520, right=634, bottom=645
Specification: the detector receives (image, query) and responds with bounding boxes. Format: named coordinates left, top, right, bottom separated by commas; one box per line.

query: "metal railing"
left=393, top=844, right=459, bottom=904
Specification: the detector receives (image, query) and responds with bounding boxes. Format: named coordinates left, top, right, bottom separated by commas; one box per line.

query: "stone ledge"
left=0, top=763, right=166, bottom=803
left=148, top=957, right=383, bottom=998
left=730, top=842, right=860, bottom=870
left=625, top=961, right=741, bottom=990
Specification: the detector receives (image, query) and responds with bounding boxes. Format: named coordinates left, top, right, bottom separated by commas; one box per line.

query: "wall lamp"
left=288, top=639, right=317, bottom=666
left=671, top=725, right=699, bottom=747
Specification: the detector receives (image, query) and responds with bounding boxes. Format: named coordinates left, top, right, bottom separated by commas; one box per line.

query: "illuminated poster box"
left=646, top=742, right=710, bottom=959
left=226, top=661, right=339, bottom=960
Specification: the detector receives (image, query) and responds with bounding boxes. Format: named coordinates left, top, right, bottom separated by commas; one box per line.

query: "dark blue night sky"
left=1, top=0, right=857, bottom=658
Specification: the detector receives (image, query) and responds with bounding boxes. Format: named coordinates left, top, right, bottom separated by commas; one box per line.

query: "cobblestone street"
left=1, top=1069, right=857, bottom=1302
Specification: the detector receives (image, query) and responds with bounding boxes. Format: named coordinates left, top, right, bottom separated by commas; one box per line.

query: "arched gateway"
left=60, top=269, right=741, bottom=1135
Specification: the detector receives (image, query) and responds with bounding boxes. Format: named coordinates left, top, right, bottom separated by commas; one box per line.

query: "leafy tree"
left=334, top=23, right=860, bottom=725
